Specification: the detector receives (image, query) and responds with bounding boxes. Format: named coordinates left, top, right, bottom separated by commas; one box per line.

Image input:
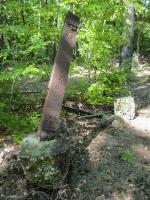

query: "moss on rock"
left=18, top=134, right=69, bottom=188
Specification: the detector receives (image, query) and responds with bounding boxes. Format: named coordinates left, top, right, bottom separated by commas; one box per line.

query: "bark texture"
left=120, top=7, right=135, bottom=67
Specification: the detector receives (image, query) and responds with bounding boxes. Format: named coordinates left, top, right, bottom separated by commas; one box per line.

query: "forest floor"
left=0, top=66, right=150, bottom=200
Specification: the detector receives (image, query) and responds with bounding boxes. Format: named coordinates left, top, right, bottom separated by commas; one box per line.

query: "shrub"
left=85, top=67, right=131, bottom=105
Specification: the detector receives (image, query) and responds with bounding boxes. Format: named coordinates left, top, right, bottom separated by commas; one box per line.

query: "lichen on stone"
left=114, top=96, right=136, bottom=120
left=18, top=134, right=69, bottom=188
left=111, top=116, right=126, bottom=129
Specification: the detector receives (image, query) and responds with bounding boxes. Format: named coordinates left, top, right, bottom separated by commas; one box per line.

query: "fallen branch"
left=62, top=105, right=93, bottom=115
left=62, top=105, right=111, bottom=119
left=76, top=112, right=109, bottom=119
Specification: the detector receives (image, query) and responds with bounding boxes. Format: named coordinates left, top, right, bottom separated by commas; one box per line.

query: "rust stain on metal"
left=38, top=12, right=80, bottom=140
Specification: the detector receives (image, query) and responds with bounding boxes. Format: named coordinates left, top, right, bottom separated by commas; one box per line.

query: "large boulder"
left=114, top=96, right=136, bottom=120
left=18, top=134, right=69, bottom=188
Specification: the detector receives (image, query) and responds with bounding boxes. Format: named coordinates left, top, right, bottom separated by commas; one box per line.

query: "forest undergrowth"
left=0, top=65, right=150, bottom=200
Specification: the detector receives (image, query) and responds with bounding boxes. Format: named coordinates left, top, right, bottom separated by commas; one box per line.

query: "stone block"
left=114, top=96, right=136, bottom=120
left=18, top=134, right=69, bottom=188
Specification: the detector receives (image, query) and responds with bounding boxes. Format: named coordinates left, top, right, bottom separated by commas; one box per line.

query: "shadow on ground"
left=66, top=113, right=150, bottom=200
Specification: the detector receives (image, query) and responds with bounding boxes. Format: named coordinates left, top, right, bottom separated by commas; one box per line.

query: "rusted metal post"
left=38, top=12, right=80, bottom=140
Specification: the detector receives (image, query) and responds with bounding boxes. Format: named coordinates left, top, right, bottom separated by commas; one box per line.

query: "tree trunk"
left=0, top=34, right=4, bottom=69
left=134, top=30, right=140, bottom=66
left=0, top=2, right=4, bottom=69
left=38, top=1, right=41, bottom=37
left=120, top=6, right=135, bottom=68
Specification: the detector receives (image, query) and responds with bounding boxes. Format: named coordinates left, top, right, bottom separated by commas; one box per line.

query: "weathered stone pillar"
left=19, top=12, right=80, bottom=188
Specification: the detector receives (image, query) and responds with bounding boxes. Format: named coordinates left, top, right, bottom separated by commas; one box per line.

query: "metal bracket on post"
left=38, top=12, right=80, bottom=141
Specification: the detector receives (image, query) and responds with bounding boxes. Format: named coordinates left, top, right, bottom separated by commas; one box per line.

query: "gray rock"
left=18, top=134, right=69, bottom=188
left=111, top=116, right=126, bottom=129
left=114, top=96, right=136, bottom=120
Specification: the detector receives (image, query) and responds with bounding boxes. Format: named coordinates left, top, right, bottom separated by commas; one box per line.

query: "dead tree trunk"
left=38, top=12, right=80, bottom=140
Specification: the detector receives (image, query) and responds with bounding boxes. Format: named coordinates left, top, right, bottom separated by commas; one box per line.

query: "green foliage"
left=12, top=133, right=23, bottom=145
left=100, top=170, right=110, bottom=180
left=60, top=110, right=67, bottom=118
left=26, top=112, right=40, bottom=129
left=65, top=78, right=90, bottom=101
left=0, top=65, right=46, bottom=81
left=121, top=149, right=135, bottom=162
left=0, top=0, right=149, bottom=142
left=85, top=68, right=131, bottom=105
left=0, top=101, right=40, bottom=144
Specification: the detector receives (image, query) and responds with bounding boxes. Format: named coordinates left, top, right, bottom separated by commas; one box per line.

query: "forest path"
left=130, top=66, right=150, bottom=137
left=130, top=105, right=150, bottom=137
left=65, top=66, right=150, bottom=200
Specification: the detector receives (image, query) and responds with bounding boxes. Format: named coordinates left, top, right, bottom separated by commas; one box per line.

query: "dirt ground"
left=0, top=66, right=150, bottom=200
